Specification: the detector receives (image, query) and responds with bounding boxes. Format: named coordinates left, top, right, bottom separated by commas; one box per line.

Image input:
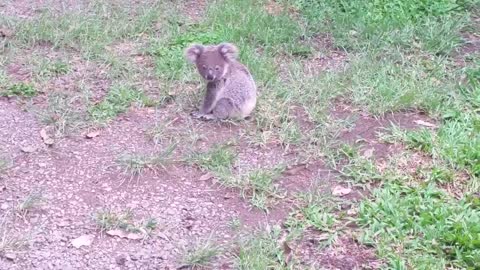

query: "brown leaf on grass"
left=414, top=120, right=437, bottom=128
left=106, top=229, right=145, bottom=240
left=40, top=128, right=54, bottom=145
left=71, top=234, right=94, bottom=248
left=332, top=185, right=352, bottom=197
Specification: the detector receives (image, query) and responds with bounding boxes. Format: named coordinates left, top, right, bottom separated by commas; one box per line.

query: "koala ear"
left=185, top=44, right=204, bottom=63
left=218, top=43, right=238, bottom=61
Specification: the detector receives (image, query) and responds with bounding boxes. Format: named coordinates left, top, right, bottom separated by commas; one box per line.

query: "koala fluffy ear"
left=218, top=43, right=238, bottom=61
left=185, top=44, right=204, bottom=63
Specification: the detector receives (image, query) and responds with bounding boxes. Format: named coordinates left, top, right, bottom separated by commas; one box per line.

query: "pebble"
left=115, top=255, right=127, bottom=266
left=1, top=203, right=9, bottom=210
left=4, top=252, right=16, bottom=260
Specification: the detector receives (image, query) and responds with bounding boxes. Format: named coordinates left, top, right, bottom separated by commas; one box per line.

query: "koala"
left=185, top=42, right=257, bottom=121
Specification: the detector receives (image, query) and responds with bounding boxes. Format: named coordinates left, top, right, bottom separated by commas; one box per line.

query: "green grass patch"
left=149, top=31, right=223, bottom=81
left=234, top=225, right=294, bottom=269
left=386, top=113, right=480, bottom=177
left=187, top=143, right=237, bottom=176
left=329, top=144, right=384, bottom=184
left=1, top=83, right=37, bottom=98
left=290, top=0, right=477, bottom=54
left=334, top=52, right=454, bottom=115
left=240, top=167, right=286, bottom=211
left=180, top=236, right=220, bottom=269
left=8, top=1, right=166, bottom=58
left=88, top=85, right=148, bottom=122
left=358, top=182, right=480, bottom=269
left=36, top=60, right=70, bottom=78
left=150, top=0, right=305, bottom=84
left=379, top=64, right=480, bottom=177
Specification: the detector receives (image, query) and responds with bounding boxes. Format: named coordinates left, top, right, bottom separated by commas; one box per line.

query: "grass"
left=240, top=167, right=286, bottom=211
left=145, top=120, right=176, bottom=145
left=288, top=0, right=476, bottom=54
left=188, top=144, right=287, bottom=210
left=0, top=214, right=30, bottom=254
left=180, top=236, right=220, bottom=269
left=328, top=144, right=383, bottom=184
left=35, top=59, right=70, bottom=78
left=17, top=190, right=44, bottom=215
left=1, top=83, right=37, bottom=98
left=187, top=143, right=237, bottom=177
left=6, top=1, right=168, bottom=59
left=285, top=0, right=480, bottom=268
left=335, top=52, right=455, bottom=115
left=234, top=225, right=294, bottom=269
left=88, top=85, right=148, bottom=123
left=150, top=0, right=304, bottom=84
left=358, top=183, right=480, bottom=269
left=117, top=144, right=177, bottom=177
left=39, top=92, right=88, bottom=136
left=93, top=208, right=157, bottom=235
left=284, top=191, right=347, bottom=248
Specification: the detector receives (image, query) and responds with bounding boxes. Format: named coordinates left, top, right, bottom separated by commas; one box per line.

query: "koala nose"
left=206, top=74, right=214, bottom=80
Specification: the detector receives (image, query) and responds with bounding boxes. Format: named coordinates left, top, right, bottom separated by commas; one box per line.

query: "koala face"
left=185, top=43, right=239, bottom=82
left=195, top=50, right=227, bottom=81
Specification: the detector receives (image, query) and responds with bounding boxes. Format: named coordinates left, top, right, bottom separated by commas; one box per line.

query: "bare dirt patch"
left=180, top=0, right=208, bottom=23
left=0, top=97, right=336, bottom=268
left=332, top=102, right=435, bottom=160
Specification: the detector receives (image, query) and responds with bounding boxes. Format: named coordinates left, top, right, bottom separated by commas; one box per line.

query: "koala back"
left=221, top=61, right=257, bottom=117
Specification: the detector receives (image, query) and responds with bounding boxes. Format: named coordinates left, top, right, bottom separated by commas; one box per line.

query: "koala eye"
left=215, top=66, right=220, bottom=71
left=202, top=65, right=207, bottom=69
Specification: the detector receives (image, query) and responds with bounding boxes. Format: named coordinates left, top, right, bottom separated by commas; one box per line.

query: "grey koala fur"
left=185, top=42, right=257, bottom=120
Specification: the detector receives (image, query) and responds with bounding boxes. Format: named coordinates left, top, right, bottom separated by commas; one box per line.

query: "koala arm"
left=200, top=82, right=220, bottom=114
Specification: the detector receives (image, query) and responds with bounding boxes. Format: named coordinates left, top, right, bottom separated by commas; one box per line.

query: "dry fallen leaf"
left=362, top=148, right=374, bottom=159
left=106, top=229, right=144, bottom=240
left=40, top=128, right=54, bottom=145
left=278, top=232, right=293, bottom=266
left=71, top=234, right=94, bottom=248
left=198, top=172, right=214, bottom=181
left=414, top=120, right=437, bottom=128
left=332, top=185, right=352, bottom=197
left=85, top=131, right=100, bottom=139
left=347, top=208, right=358, bottom=216
left=21, top=145, right=37, bottom=153
left=284, top=164, right=307, bottom=176
left=4, top=252, right=16, bottom=261
left=0, top=27, right=13, bottom=38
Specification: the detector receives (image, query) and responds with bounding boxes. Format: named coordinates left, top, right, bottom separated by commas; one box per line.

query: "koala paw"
left=191, top=111, right=216, bottom=121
